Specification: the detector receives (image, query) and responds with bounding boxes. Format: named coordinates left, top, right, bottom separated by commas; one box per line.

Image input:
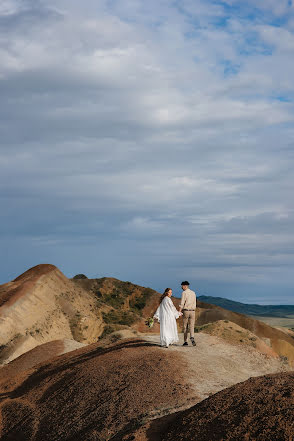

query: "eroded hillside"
left=0, top=265, right=104, bottom=365
left=0, top=266, right=159, bottom=365
left=1, top=264, right=294, bottom=367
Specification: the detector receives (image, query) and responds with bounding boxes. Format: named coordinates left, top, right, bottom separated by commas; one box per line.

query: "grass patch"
left=99, top=325, right=115, bottom=339
left=102, top=310, right=137, bottom=326
left=130, top=288, right=154, bottom=313
left=94, top=278, right=156, bottom=312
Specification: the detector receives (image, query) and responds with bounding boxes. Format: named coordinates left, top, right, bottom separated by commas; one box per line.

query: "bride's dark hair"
left=160, top=288, right=171, bottom=303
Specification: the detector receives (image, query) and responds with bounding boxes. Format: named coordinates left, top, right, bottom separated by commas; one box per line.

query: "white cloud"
left=0, top=0, right=294, bottom=300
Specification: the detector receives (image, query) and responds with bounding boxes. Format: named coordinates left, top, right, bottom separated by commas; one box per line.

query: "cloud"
left=0, top=0, right=294, bottom=302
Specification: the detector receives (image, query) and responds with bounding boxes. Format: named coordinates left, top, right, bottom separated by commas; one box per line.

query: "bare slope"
left=196, top=301, right=294, bottom=364
left=1, top=333, right=290, bottom=441
left=143, top=333, right=291, bottom=404
left=161, top=372, right=294, bottom=441
left=0, top=339, right=85, bottom=382
left=0, top=265, right=103, bottom=365
left=0, top=266, right=161, bottom=366
left=0, top=339, right=193, bottom=441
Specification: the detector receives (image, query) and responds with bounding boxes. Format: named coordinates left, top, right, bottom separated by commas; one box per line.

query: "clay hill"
left=159, top=372, right=294, bottom=441
left=1, top=264, right=294, bottom=367
left=70, top=272, right=294, bottom=365
left=0, top=338, right=193, bottom=441
left=0, top=265, right=157, bottom=366
left=0, top=265, right=294, bottom=440
left=0, top=265, right=103, bottom=366
left=0, top=336, right=293, bottom=441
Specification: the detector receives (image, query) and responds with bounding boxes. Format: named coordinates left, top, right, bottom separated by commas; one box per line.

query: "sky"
left=1, top=0, right=294, bottom=304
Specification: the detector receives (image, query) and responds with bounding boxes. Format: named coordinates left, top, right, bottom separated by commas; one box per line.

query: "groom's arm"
left=179, top=291, right=186, bottom=312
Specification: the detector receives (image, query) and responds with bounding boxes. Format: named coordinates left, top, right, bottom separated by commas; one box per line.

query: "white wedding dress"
left=153, top=296, right=180, bottom=347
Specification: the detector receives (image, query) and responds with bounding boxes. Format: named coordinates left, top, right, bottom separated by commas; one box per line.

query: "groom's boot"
left=191, top=337, right=196, bottom=346
left=183, top=341, right=188, bottom=346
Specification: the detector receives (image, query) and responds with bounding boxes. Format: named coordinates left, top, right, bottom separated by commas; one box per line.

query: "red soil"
left=0, top=264, right=57, bottom=309
left=0, top=339, right=194, bottom=441
left=161, top=372, right=294, bottom=441
left=0, top=340, right=67, bottom=382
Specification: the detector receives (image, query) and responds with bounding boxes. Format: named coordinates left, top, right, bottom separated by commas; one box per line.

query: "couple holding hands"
left=153, top=281, right=197, bottom=348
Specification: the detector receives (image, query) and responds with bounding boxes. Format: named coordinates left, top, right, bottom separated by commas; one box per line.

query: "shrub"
left=130, top=289, right=154, bottom=312
left=100, top=325, right=115, bottom=339
left=102, top=310, right=136, bottom=326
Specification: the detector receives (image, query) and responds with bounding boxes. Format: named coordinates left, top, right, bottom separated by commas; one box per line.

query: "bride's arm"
left=153, top=305, right=160, bottom=321
left=167, top=297, right=181, bottom=318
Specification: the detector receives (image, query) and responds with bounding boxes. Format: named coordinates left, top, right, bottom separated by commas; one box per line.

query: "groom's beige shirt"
left=179, top=288, right=196, bottom=310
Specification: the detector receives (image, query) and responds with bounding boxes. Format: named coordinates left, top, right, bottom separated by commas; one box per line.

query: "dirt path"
left=142, top=332, right=292, bottom=402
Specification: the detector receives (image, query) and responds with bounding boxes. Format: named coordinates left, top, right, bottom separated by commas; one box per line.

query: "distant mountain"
left=198, top=296, right=294, bottom=317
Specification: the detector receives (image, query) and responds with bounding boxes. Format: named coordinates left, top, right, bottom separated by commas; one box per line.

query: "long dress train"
left=153, top=296, right=180, bottom=347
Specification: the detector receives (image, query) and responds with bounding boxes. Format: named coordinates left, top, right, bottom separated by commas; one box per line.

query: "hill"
left=0, top=334, right=292, bottom=441
left=0, top=265, right=104, bottom=365
left=161, top=372, right=294, bottom=441
left=198, top=295, right=294, bottom=317
left=0, top=265, right=158, bottom=365
left=0, top=339, right=193, bottom=441
left=196, top=301, right=294, bottom=365
left=1, top=264, right=294, bottom=367
left=0, top=265, right=294, bottom=440
left=71, top=274, right=158, bottom=337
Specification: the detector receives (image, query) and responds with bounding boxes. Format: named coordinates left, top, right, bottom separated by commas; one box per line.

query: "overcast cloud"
left=1, top=0, right=294, bottom=303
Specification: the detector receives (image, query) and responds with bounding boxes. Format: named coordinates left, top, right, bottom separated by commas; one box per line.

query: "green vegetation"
left=130, top=288, right=154, bottom=312
left=94, top=279, right=152, bottom=310
left=279, top=355, right=288, bottom=364
left=102, top=310, right=137, bottom=326
left=194, top=324, right=210, bottom=333
left=100, top=325, right=115, bottom=339
left=73, top=276, right=157, bottom=332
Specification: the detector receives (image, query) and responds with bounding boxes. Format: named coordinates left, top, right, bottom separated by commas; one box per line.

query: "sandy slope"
left=142, top=332, right=291, bottom=403
left=0, top=265, right=104, bottom=365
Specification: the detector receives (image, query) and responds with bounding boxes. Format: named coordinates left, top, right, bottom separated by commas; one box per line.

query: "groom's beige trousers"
left=183, top=310, right=195, bottom=342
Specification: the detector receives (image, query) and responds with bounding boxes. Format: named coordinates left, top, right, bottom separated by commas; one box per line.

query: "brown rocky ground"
left=0, top=339, right=85, bottom=382
left=0, top=331, right=292, bottom=441
left=160, top=372, right=294, bottom=441
left=0, top=339, right=194, bottom=441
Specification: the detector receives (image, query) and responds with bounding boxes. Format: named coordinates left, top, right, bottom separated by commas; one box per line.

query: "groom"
left=179, top=281, right=197, bottom=346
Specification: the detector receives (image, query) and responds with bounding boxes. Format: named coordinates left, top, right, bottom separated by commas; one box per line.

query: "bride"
left=153, top=288, right=181, bottom=348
